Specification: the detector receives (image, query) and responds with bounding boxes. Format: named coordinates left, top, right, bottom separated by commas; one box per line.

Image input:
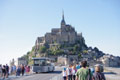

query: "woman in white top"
left=62, top=68, right=67, bottom=80
left=72, top=65, right=77, bottom=80
left=66, top=65, right=72, bottom=80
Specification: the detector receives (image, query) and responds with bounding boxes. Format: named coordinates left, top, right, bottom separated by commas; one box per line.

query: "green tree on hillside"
left=83, top=50, right=88, bottom=54
left=53, top=50, right=64, bottom=55
left=38, top=46, right=47, bottom=53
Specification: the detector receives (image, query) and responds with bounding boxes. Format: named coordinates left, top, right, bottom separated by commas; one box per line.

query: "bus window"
left=46, top=60, right=51, bottom=66
left=32, top=57, right=55, bottom=72
left=34, top=60, right=40, bottom=66
left=41, top=61, right=46, bottom=66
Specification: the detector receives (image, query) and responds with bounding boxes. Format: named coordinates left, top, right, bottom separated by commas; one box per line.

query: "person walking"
left=2, top=65, right=6, bottom=79
left=16, top=66, right=21, bottom=76
left=25, top=65, right=30, bottom=75
left=0, top=65, right=2, bottom=79
left=12, top=65, right=16, bottom=75
left=76, top=61, right=92, bottom=80
left=27, top=66, right=30, bottom=74
left=25, top=65, right=27, bottom=75
left=66, top=65, right=72, bottom=80
left=72, top=65, right=77, bottom=80
left=92, top=65, right=106, bottom=80
left=5, top=64, right=9, bottom=78
left=76, top=63, right=80, bottom=71
left=21, top=65, right=25, bottom=76
left=10, top=66, right=13, bottom=75
left=90, top=68, right=95, bottom=75
left=66, top=67, right=70, bottom=80
left=62, top=68, right=67, bottom=80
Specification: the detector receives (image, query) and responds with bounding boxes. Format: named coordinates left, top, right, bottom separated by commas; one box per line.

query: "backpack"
left=87, top=69, right=92, bottom=80
left=69, top=68, right=72, bottom=75
left=93, top=72, right=103, bottom=80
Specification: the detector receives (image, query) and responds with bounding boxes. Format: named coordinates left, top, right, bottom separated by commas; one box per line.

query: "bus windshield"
left=34, top=59, right=46, bottom=66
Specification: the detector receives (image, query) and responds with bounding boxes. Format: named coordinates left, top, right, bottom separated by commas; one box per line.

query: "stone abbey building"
left=19, top=13, right=120, bottom=67
left=35, top=13, right=86, bottom=50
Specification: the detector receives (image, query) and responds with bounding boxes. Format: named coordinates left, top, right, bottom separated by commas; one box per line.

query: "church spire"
left=61, top=10, right=66, bottom=25
left=62, top=10, right=64, bottom=21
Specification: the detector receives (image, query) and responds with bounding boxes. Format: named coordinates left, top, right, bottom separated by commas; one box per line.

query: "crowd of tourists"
left=0, top=64, right=9, bottom=79
left=62, top=61, right=106, bottom=80
left=0, top=64, right=30, bottom=79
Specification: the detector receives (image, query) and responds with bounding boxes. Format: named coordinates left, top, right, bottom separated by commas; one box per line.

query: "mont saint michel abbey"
left=19, top=13, right=120, bottom=67
left=35, top=13, right=87, bottom=50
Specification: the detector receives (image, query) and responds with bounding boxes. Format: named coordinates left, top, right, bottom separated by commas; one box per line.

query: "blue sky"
left=0, top=0, right=120, bottom=65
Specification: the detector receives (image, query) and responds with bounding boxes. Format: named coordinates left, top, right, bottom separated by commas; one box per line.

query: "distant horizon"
left=0, top=0, right=120, bottom=65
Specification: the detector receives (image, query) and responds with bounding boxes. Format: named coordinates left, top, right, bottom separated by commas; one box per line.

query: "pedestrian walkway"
left=104, top=67, right=120, bottom=80
left=0, top=75, right=16, bottom=80
left=0, top=75, right=22, bottom=80
left=0, top=73, right=32, bottom=80
left=50, top=73, right=62, bottom=80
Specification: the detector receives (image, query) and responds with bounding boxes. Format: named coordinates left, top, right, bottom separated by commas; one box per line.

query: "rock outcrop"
left=100, top=54, right=120, bottom=67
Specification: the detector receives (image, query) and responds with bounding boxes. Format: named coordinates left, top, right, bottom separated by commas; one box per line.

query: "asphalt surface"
left=12, top=71, right=62, bottom=80
left=104, top=67, right=120, bottom=80
left=0, top=66, right=63, bottom=80
left=2, top=66, right=120, bottom=80
left=9, top=66, right=63, bottom=80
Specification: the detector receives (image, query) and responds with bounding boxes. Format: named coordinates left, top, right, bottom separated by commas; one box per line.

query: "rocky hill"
left=20, top=14, right=120, bottom=67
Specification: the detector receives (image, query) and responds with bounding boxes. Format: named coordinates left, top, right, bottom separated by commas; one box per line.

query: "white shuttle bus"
left=32, top=57, right=55, bottom=73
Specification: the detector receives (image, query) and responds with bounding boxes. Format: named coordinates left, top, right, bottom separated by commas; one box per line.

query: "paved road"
left=104, top=67, right=120, bottom=80
left=3, top=66, right=120, bottom=80
left=11, top=71, right=62, bottom=80
left=8, top=66, right=63, bottom=80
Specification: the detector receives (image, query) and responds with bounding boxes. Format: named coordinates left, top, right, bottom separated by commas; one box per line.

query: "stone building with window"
left=18, top=57, right=28, bottom=66
left=35, top=12, right=87, bottom=52
left=57, top=54, right=78, bottom=66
